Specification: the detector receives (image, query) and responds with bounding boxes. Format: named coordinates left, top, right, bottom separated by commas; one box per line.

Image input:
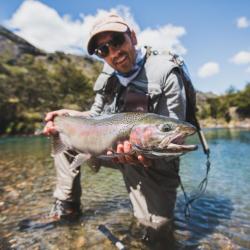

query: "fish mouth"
left=166, top=141, right=198, bottom=152
left=159, top=131, right=198, bottom=153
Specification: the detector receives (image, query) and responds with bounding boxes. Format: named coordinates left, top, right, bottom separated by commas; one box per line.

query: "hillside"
left=0, top=26, right=249, bottom=134
left=196, top=86, right=250, bottom=128
left=0, top=25, right=102, bottom=134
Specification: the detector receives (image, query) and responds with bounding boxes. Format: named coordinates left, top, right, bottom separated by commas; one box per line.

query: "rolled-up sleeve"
left=157, top=69, right=186, bottom=121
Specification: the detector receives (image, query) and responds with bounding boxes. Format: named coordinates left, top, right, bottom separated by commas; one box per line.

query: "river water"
left=0, top=128, right=250, bottom=249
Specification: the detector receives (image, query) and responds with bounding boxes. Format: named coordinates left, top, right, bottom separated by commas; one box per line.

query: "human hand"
left=107, top=140, right=152, bottom=168
left=43, top=110, right=66, bottom=136
left=43, top=109, right=89, bottom=136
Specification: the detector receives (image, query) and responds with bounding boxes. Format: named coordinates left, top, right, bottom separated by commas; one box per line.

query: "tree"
left=236, top=83, right=250, bottom=117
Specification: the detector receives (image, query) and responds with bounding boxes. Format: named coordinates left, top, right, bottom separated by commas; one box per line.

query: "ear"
left=130, top=30, right=137, bottom=46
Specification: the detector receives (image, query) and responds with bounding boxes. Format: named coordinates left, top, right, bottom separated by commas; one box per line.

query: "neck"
left=115, top=47, right=146, bottom=77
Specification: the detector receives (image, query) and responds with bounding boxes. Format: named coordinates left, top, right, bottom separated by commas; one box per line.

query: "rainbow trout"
left=52, top=112, right=197, bottom=168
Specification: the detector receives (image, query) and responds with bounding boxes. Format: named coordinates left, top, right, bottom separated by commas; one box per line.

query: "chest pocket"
left=117, top=84, right=150, bottom=112
left=96, top=69, right=163, bottom=114
left=117, top=80, right=164, bottom=113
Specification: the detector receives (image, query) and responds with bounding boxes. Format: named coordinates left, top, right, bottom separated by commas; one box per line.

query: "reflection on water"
left=0, top=129, right=250, bottom=249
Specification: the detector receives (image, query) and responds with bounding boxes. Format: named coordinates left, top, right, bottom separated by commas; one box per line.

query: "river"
left=0, top=128, right=250, bottom=249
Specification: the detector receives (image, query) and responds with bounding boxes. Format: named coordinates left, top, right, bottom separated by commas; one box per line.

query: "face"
left=94, top=31, right=137, bottom=74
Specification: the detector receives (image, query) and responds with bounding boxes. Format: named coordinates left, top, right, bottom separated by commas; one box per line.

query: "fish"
left=52, top=112, right=198, bottom=168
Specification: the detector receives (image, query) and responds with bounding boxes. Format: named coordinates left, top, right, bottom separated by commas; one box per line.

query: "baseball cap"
left=87, top=14, right=130, bottom=55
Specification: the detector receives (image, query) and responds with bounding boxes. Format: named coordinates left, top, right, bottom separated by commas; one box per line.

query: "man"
left=44, top=14, right=186, bottom=242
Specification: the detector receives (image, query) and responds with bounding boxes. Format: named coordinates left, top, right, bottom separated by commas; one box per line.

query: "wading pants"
left=53, top=151, right=180, bottom=230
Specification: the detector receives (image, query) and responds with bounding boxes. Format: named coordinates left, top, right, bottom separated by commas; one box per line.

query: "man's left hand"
left=107, top=140, right=152, bottom=168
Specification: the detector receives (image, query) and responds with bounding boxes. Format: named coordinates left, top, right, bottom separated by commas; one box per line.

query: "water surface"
left=0, top=129, right=250, bottom=249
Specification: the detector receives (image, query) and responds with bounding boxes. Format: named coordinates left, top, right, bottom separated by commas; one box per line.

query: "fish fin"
left=86, top=157, right=101, bottom=173
left=51, top=134, right=67, bottom=157
left=70, top=153, right=91, bottom=169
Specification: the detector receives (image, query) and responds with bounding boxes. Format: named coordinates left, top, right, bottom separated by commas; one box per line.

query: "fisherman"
left=43, top=14, right=187, bottom=245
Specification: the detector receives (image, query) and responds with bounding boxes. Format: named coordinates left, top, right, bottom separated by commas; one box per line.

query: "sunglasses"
left=94, top=32, right=127, bottom=58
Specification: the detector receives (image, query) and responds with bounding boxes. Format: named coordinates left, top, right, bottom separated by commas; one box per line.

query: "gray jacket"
left=89, top=51, right=186, bottom=121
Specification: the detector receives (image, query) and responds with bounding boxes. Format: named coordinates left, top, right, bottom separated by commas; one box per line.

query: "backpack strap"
left=93, top=63, right=116, bottom=92
left=93, top=48, right=209, bottom=156
left=167, top=51, right=210, bottom=156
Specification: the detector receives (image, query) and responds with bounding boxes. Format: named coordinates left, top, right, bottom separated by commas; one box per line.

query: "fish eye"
left=159, top=124, right=172, bottom=132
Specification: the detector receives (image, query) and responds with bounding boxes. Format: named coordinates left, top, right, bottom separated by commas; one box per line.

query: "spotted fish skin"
left=52, top=112, right=197, bottom=160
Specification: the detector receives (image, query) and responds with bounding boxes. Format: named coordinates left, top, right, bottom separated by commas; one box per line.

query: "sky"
left=0, top=0, right=250, bottom=94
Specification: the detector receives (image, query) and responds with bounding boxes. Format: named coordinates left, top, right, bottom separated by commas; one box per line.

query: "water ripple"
left=0, top=131, right=250, bottom=249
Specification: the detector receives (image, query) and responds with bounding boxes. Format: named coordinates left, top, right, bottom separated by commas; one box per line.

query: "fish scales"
left=53, top=112, right=198, bottom=161
left=54, top=114, right=138, bottom=155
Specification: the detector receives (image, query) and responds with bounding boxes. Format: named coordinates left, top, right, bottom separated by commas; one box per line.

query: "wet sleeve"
left=157, top=69, right=186, bottom=120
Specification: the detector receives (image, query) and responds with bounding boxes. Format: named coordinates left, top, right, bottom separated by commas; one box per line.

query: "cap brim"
left=87, top=23, right=128, bottom=55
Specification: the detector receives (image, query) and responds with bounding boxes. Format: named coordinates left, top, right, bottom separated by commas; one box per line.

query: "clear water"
left=0, top=129, right=250, bottom=249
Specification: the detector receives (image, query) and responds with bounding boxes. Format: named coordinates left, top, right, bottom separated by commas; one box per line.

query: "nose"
left=108, top=46, right=121, bottom=58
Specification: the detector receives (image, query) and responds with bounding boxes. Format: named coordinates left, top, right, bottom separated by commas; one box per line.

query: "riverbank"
left=200, top=118, right=250, bottom=129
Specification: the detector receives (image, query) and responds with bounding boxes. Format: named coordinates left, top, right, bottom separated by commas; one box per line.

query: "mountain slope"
left=0, top=25, right=45, bottom=60
left=0, top=26, right=102, bottom=134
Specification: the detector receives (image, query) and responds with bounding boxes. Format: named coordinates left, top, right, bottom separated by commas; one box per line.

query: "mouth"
left=114, top=54, right=127, bottom=65
left=166, top=142, right=198, bottom=152
left=159, top=132, right=198, bottom=153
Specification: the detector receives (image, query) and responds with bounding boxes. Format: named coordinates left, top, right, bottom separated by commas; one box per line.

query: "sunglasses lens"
left=110, top=33, right=125, bottom=48
left=95, top=44, right=109, bottom=58
left=94, top=32, right=126, bottom=58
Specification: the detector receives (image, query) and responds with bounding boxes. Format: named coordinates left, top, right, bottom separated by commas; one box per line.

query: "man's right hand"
left=43, top=109, right=90, bottom=136
left=43, top=109, right=69, bottom=136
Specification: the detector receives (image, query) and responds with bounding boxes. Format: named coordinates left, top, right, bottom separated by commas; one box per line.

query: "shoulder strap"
left=93, top=63, right=115, bottom=92
left=147, top=48, right=210, bottom=156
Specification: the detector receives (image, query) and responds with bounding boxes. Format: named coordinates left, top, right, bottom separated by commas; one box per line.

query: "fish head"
left=129, top=116, right=198, bottom=153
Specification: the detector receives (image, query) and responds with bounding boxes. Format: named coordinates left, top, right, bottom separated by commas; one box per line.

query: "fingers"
left=44, top=109, right=87, bottom=135
left=109, top=141, right=136, bottom=164
left=44, top=109, right=70, bottom=136
left=117, top=141, right=136, bottom=164
left=123, top=141, right=138, bottom=164
left=43, top=120, right=57, bottom=136
left=45, top=111, right=58, bottom=122
left=138, top=155, right=152, bottom=168
left=116, top=143, right=127, bottom=163
left=109, top=141, right=150, bottom=167
left=123, top=141, right=131, bottom=153
left=45, top=109, right=68, bottom=122
left=43, top=111, right=61, bottom=136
